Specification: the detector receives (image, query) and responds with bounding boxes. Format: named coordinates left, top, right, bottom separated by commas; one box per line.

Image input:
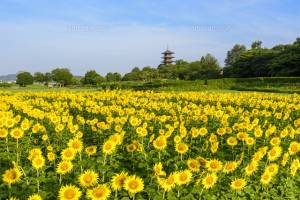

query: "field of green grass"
left=1, top=77, right=300, bottom=93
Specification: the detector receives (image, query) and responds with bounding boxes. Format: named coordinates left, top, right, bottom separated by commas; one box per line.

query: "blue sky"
left=0, top=0, right=299, bottom=75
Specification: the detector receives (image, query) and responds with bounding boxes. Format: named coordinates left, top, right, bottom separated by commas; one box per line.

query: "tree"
left=251, top=40, right=262, bottom=49
left=44, top=72, right=52, bottom=85
left=225, top=44, right=247, bottom=67
left=106, top=72, right=122, bottom=82
left=34, top=72, right=46, bottom=83
left=51, top=68, right=73, bottom=86
left=16, top=72, right=34, bottom=87
left=82, top=70, right=104, bottom=85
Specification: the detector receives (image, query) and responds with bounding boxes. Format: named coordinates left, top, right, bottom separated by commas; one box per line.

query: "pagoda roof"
left=161, top=56, right=174, bottom=59
left=162, top=49, right=174, bottom=54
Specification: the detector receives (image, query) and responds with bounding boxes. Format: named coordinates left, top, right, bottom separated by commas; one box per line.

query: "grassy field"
left=1, top=77, right=300, bottom=94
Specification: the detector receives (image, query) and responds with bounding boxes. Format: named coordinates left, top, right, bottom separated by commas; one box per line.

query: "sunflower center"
left=179, top=174, right=188, bottom=181
left=157, top=140, right=164, bottom=147
left=93, top=188, right=105, bottom=197
left=84, top=175, right=92, bottom=183
left=128, top=180, right=138, bottom=189
left=234, top=181, right=242, bottom=187
left=206, top=176, right=213, bottom=184
left=64, top=189, right=75, bottom=199
left=61, top=163, right=69, bottom=170
left=8, top=171, right=17, bottom=179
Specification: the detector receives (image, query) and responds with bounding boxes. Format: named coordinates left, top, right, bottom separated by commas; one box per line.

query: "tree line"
left=223, top=38, right=300, bottom=77
left=15, top=38, right=300, bottom=86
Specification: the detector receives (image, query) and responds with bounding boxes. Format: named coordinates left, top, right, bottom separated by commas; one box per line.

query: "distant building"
left=161, top=48, right=175, bottom=65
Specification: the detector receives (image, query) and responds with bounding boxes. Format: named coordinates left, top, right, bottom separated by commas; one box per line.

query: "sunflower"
left=265, top=163, right=279, bottom=176
left=47, top=145, right=53, bottom=151
left=153, top=136, right=167, bottom=151
left=59, top=185, right=82, bottom=200
left=28, top=148, right=43, bottom=161
left=267, top=146, right=282, bottom=161
left=129, top=117, right=141, bottom=127
left=281, top=152, right=289, bottom=166
left=270, top=137, right=281, bottom=146
left=136, top=127, right=147, bottom=137
left=27, top=194, right=42, bottom=200
left=244, top=161, right=258, bottom=176
left=10, top=128, right=24, bottom=140
left=290, top=159, right=300, bottom=176
left=173, top=135, right=181, bottom=143
left=245, top=137, right=255, bottom=146
left=153, top=162, right=166, bottom=176
left=47, top=152, right=56, bottom=162
left=68, top=138, right=83, bottom=153
left=199, top=127, right=208, bottom=136
left=102, top=140, right=116, bottom=155
left=226, top=137, right=237, bottom=147
left=223, top=161, right=238, bottom=174
left=2, top=166, right=23, bottom=185
left=0, top=128, right=8, bottom=138
left=288, top=141, right=300, bottom=155
left=175, top=143, right=189, bottom=155
left=126, top=144, right=136, bottom=152
left=56, top=161, right=73, bottom=175
left=109, top=133, right=124, bottom=145
left=32, top=155, right=45, bottom=170
left=187, top=159, right=200, bottom=172
left=61, top=148, right=77, bottom=161
left=87, top=184, right=111, bottom=200
left=42, top=134, right=48, bottom=141
left=85, top=146, right=97, bottom=156
left=111, top=171, right=128, bottom=191
left=78, top=170, right=98, bottom=187
left=202, top=173, right=218, bottom=189
left=5, top=119, right=15, bottom=128
left=175, top=170, right=192, bottom=185
left=230, top=178, right=246, bottom=190
left=206, top=159, right=223, bottom=172
left=124, top=175, right=144, bottom=194
left=260, top=172, right=272, bottom=185
left=158, top=173, right=176, bottom=192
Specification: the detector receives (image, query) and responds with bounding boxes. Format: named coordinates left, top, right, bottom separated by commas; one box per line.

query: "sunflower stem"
left=79, top=152, right=83, bottom=173
left=8, top=184, right=11, bottom=198
left=6, top=137, right=9, bottom=159
left=37, top=169, right=40, bottom=193
left=59, top=174, right=62, bottom=185
left=199, top=188, right=204, bottom=200
left=16, top=139, right=19, bottom=164
left=114, top=190, right=118, bottom=200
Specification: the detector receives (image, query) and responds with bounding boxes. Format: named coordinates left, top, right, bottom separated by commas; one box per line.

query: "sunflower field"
left=0, top=90, right=300, bottom=200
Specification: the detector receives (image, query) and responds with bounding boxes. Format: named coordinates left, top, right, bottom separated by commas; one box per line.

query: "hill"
left=0, top=74, right=16, bottom=81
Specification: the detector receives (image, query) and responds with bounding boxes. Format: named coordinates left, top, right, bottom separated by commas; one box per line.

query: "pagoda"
left=161, top=48, right=175, bottom=65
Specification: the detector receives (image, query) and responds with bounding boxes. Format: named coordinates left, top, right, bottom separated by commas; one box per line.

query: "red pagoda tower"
left=161, top=48, right=175, bottom=65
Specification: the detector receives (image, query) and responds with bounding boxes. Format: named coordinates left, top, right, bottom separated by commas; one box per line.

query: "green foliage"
left=106, top=72, right=122, bottom=82
left=82, top=70, right=105, bottom=85
left=225, top=44, right=247, bottom=67
left=51, top=68, right=73, bottom=86
left=16, top=72, right=34, bottom=87
left=224, top=38, right=300, bottom=77
left=158, top=54, right=221, bottom=80
left=33, top=72, right=46, bottom=83
left=96, top=77, right=300, bottom=94
left=0, top=82, right=12, bottom=88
